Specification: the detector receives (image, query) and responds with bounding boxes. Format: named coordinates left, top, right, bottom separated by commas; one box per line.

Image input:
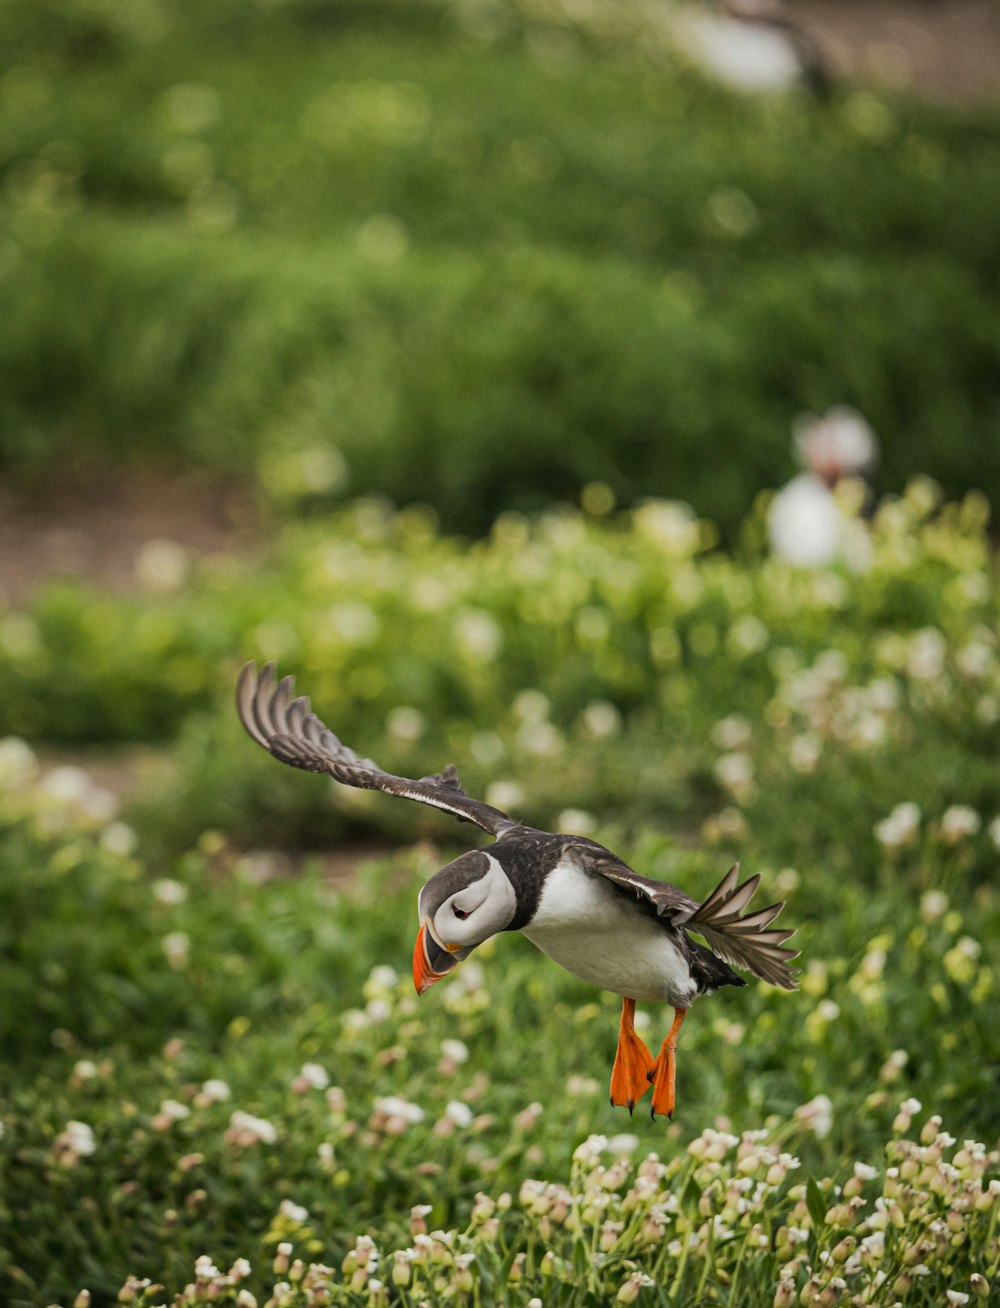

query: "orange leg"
left=647, top=1007, right=688, bottom=1120
left=609, top=998, right=654, bottom=1114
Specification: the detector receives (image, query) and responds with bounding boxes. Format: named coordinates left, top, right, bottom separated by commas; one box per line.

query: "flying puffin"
left=237, top=662, right=799, bottom=1119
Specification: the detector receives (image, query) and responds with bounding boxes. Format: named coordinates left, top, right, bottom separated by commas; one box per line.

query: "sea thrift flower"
left=152, top=1099, right=190, bottom=1131
left=226, top=1110, right=277, bottom=1147
left=874, top=802, right=921, bottom=850
left=161, top=931, right=190, bottom=970
left=892, top=1097, right=922, bottom=1133
left=54, top=1120, right=96, bottom=1165
left=514, top=1102, right=543, bottom=1131
left=153, top=878, right=188, bottom=905
left=372, top=1095, right=424, bottom=1134
left=444, top=1100, right=474, bottom=1128
left=795, top=1094, right=833, bottom=1139
left=940, top=806, right=981, bottom=842
left=617, top=1271, right=655, bottom=1303
left=292, top=1062, right=329, bottom=1092
left=200, top=1079, right=231, bottom=1104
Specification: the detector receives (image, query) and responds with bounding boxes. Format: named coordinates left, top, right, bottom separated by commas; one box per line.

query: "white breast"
left=521, top=860, right=698, bottom=1007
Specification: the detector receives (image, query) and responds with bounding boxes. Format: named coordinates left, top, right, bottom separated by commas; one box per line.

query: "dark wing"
left=236, top=662, right=520, bottom=840
left=570, top=842, right=799, bottom=991
left=568, top=839, right=702, bottom=919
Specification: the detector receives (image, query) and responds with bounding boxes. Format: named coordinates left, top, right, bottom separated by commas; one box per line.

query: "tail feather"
left=684, top=864, right=799, bottom=990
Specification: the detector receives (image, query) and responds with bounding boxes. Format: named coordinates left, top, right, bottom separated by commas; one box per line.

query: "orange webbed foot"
left=647, top=1007, right=688, bottom=1121
left=609, top=998, right=654, bottom=1114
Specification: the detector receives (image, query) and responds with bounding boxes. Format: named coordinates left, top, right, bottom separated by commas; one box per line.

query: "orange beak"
left=413, top=919, right=459, bottom=995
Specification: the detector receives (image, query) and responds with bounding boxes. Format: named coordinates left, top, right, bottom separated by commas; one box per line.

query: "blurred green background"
left=2, top=0, right=1000, bottom=536
left=3, top=3, right=1000, bottom=1305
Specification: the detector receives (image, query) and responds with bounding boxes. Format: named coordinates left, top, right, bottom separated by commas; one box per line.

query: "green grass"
left=1, top=484, right=999, bottom=1305
left=2, top=0, right=1000, bottom=531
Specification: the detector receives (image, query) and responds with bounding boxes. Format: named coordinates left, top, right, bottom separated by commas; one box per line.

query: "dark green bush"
left=2, top=0, right=1000, bottom=533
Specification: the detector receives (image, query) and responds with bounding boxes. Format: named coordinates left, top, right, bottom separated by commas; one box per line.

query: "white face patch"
left=430, top=851, right=517, bottom=950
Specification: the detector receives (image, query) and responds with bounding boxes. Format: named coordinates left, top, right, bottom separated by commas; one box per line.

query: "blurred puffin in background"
left=768, top=405, right=879, bottom=569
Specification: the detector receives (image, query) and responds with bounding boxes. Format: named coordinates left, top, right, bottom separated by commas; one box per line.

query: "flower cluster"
left=91, top=1103, right=997, bottom=1308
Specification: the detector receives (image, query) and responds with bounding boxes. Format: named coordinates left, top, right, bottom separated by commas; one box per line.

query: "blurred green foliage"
left=2, top=0, right=1000, bottom=533
left=2, top=484, right=1000, bottom=874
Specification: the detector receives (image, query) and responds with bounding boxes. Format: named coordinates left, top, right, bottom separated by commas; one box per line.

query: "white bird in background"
left=670, top=0, right=831, bottom=97
left=768, top=406, right=878, bottom=569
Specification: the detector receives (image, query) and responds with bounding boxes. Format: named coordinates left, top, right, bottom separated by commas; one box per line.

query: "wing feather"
left=570, top=842, right=799, bottom=991
left=236, top=662, right=519, bottom=839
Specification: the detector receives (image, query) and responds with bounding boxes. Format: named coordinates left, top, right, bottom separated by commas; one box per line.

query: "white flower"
left=387, top=706, right=425, bottom=743
left=55, top=1120, right=96, bottom=1160
left=581, top=700, right=622, bottom=739
left=920, top=890, right=948, bottom=922
left=440, top=1039, right=469, bottom=1064
left=101, top=822, right=138, bottom=857
left=279, top=1199, right=309, bottom=1222
left=907, top=628, right=947, bottom=681
left=201, top=1079, right=231, bottom=1103
left=794, top=1093, right=833, bottom=1139
left=0, top=737, right=37, bottom=789
left=940, top=805, right=981, bottom=842
left=874, top=801, right=921, bottom=850
left=946, top=1293, right=970, bottom=1306
left=557, top=808, right=596, bottom=835
left=326, top=600, right=378, bottom=646
left=158, top=1099, right=190, bottom=1122
left=226, top=1110, right=277, bottom=1146
left=373, top=1096, right=424, bottom=1128
left=634, top=500, right=700, bottom=555
left=485, top=780, right=524, bottom=811
left=728, top=616, right=768, bottom=655
left=714, top=751, right=754, bottom=798
left=298, top=1062, right=329, bottom=1090
left=444, top=1101, right=474, bottom=1128
left=573, top=1134, right=609, bottom=1166
left=607, top=1133, right=640, bottom=1156
left=712, top=715, right=752, bottom=750
left=454, top=610, right=502, bottom=661
left=153, top=878, right=188, bottom=905
left=161, top=931, right=190, bottom=969
left=195, top=1256, right=220, bottom=1280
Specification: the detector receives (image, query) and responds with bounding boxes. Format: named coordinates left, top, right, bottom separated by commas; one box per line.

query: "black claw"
left=646, top=1068, right=655, bottom=1083
left=627, top=1100, right=634, bottom=1116
left=609, top=1095, right=615, bottom=1107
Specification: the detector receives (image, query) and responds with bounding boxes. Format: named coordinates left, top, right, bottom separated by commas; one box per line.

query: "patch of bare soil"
left=793, top=0, right=1000, bottom=104
left=0, top=468, right=260, bottom=605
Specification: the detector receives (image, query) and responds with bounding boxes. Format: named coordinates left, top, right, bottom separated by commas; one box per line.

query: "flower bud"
left=773, top=1278, right=796, bottom=1308
left=971, top=1274, right=990, bottom=1299
left=507, top=1253, right=525, bottom=1284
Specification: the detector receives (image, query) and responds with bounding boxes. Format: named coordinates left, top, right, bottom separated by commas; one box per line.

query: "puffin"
left=237, top=662, right=799, bottom=1119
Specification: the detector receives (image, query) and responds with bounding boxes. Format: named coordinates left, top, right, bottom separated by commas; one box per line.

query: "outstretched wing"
left=571, top=841, right=799, bottom=990
left=236, top=662, right=520, bottom=839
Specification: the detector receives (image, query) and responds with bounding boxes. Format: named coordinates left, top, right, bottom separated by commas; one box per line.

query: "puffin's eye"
left=453, top=905, right=470, bottom=920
